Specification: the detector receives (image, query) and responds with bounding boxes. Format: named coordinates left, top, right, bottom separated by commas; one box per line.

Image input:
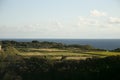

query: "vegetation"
left=111, top=48, right=120, bottom=52
left=1, top=40, right=104, bottom=51
left=0, top=40, right=120, bottom=80
left=1, top=55, right=120, bottom=80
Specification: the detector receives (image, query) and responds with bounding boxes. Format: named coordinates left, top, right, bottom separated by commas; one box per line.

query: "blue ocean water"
left=0, top=39, right=120, bottom=50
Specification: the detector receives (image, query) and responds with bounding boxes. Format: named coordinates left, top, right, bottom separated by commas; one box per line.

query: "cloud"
left=90, top=9, right=107, bottom=17
left=55, top=20, right=64, bottom=28
left=77, top=9, right=108, bottom=26
left=78, top=16, right=99, bottom=26
left=0, top=9, right=120, bottom=39
left=109, top=17, right=120, bottom=24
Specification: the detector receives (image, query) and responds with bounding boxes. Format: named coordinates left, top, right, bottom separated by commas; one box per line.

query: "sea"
left=0, top=39, right=120, bottom=50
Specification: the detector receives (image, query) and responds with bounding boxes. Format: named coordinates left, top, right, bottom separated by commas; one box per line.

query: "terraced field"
left=20, top=48, right=120, bottom=60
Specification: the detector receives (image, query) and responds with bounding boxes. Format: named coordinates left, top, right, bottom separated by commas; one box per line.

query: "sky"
left=0, top=0, right=120, bottom=39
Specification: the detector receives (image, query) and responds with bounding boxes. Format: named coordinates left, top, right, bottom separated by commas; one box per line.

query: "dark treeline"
left=0, top=40, right=107, bottom=51
left=111, top=48, right=120, bottom=52
left=1, top=56, right=120, bottom=80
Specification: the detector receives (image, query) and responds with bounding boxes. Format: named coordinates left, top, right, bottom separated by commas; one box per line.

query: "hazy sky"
left=0, top=0, right=120, bottom=39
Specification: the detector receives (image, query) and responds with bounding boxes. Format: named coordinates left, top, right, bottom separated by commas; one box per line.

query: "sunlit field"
left=19, top=48, right=120, bottom=60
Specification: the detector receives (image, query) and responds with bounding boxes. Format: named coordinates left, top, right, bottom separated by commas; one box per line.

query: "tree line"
left=0, top=40, right=107, bottom=51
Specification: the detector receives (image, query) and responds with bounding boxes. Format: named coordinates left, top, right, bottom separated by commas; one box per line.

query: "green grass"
left=19, top=48, right=120, bottom=60
left=85, top=51, right=120, bottom=56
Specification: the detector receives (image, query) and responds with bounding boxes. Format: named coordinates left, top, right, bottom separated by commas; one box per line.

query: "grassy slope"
left=19, top=48, right=120, bottom=60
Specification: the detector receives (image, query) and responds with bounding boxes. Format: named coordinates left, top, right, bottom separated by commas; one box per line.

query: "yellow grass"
left=86, top=51, right=120, bottom=56
left=30, top=48, right=67, bottom=52
left=19, top=48, right=120, bottom=60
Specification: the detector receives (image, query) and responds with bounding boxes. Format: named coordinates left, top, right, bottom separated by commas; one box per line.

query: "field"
left=1, top=46, right=120, bottom=80
left=19, top=48, right=120, bottom=60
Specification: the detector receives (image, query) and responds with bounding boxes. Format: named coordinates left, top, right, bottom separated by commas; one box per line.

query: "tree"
left=32, top=40, right=39, bottom=43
